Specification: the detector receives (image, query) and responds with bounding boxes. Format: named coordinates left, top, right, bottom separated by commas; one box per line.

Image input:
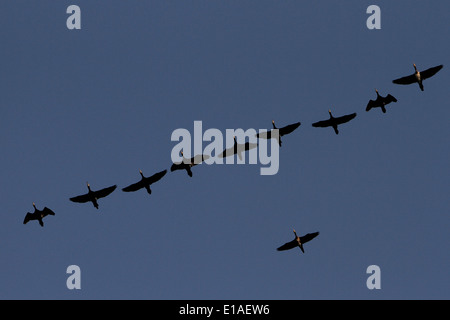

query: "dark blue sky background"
left=1, top=1, right=449, bottom=299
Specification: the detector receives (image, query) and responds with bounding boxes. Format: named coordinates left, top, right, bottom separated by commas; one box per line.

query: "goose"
left=122, top=169, right=167, bottom=195
left=256, top=120, right=301, bottom=146
left=366, top=89, right=398, bottom=113
left=218, top=136, right=257, bottom=160
left=277, top=229, right=319, bottom=253
left=393, top=64, right=443, bottom=91
left=69, top=183, right=117, bottom=209
left=170, top=152, right=210, bottom=177
left=312, top=109, right=357, bottom=135
left=23, top=203, right=55, bottom=227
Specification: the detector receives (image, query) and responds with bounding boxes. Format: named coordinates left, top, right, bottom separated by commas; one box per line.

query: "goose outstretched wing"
left=312, top=119, right=333, bottom=128
left=23, top=212, right=35, bottom=224
left=420, top=64, right=443, bottom=80
left=94, top=185, right=117, bottom=199
left=393, top=73, right=416, bottom=85
left=69, top=193, right=91, bottom=203
left=335, top=113, right=357, bottom=125
left=384, top=94, right=397, bottom=104
left=366, top=99, right=378, bottom=111
left=41, top=207, right=55, bottom=217
left=277, top=239, right=298, bottom=251
left=148, top=170, right=168, bottom=184
left=300, top=232, right=319, bottom=244
left=279, top=122, right=301, bottom=136
left=122, top=180, right=144, bottom=192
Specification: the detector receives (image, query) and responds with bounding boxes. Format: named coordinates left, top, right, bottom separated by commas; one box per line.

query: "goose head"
left=180, top=151, right=190, bottom=164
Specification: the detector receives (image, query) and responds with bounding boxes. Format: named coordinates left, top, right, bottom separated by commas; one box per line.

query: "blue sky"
left=1, top=1, right=449, bottom=299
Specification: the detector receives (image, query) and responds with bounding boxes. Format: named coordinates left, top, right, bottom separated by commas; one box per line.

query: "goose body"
left=70, top=183, right=117, bottom=209
left=23, top=203, right=55, bottom=227
left=393, top=64, right=443, bottom=91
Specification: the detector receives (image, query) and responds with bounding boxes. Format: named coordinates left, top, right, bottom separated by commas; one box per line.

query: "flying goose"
left=277, top=229, right=319, bottom=253
left=70, top=183, right=117, bottom=209
left=366, top=89, right=398, bottom=113
left=122, top=169, right=167, bottom=195
left=393, top=64, right=443, bottom=91
left=23, top=203, right=55, bottom=227
left=256, top=120, right=301, bottom=146
left=312, top=110, right=357, bottom=134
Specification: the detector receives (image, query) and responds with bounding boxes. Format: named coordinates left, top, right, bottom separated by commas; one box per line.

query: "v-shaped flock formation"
left=23, top=63, right=443, bottom=255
